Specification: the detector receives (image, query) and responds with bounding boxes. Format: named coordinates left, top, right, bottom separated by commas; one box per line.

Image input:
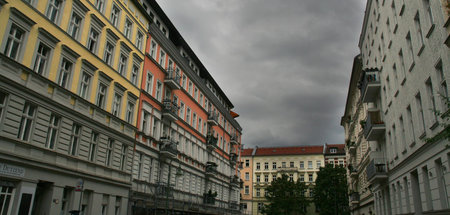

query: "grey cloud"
left=157, top=0, right=365, bottom=148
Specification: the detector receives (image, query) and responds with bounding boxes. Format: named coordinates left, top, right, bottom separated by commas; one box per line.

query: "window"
left=179, top=102, right=184, bottom=119
left=0, top=92, right=7, bottom=120
left=198, top=118, right=202, bottom=132
left=45, top=114, right=60, bottom=149
left=245, top=172, right=249, bottom=180
left=192, top=113, right=197, bottom=128
left=290, top=162, right=294, bottom=168
left=4, top=24, right=25, bottom=60
left=414, top=12, right=424, bottom=50
left=300, top=174, right=304, bottom=182
left=96, top=83, right=107, bottom=108
left=272, top=162, right=276, bottom=169
left=244, top=186, right=249, bottom=195
left=182, top=75, right=187, bottom=88
left=264, top=175, right=269, bottom=182
left=149, top=40, right=157, bottom=59
left=330, top=148, right=337, bottom=153
left=436, top=60, right=448, bottom=112
left=256, top=162, right=260, bottom=170
left=272, top=174, right=276, bottom=181
left=78, top=72, right=91, bottom=99
left=120, top=145, right=128, bottom=170
left=69, top=123, right=81, bottom=156
left=103, top=42, right=115, bottom=66
left=131, top=65, right=139, bottom=85
left=33, top=43, right=51, bottom=75
left=125, top=101, right=135, bottom=124
left=118, top=54, right=128, bottom=76
left=46, top=0, right=62, bottom=23
left=245, top=159, right=250, bottom=167
left=316, top=161, right=321, bottom=168
left=422, top=0, right=434, bottom=26
left=95, top=0, right=105, bottom=12
left=136, top=31, right=143, bottom=50
left=57, top=58, right=73, bottom=89
left=159, top=50, right=166, bottom=67
left=416, top=93, right=426, bottom=135
left=155, top=81, right=162, bottom=101
left=106, top=138, right=114, bottom=166
left=308, top=174, right=313, bottom=182
left=186, top=108, right=191, bottom=124
left=88, top=131, right=98, bottom=162
left=68, top=13, right=82, bottom=39
left=112, top=93, right=122, bottom=117
left=263, top=162, right=268, bottom=170
left=308, top=161, right=313, bottom=169
left=124, top=18, right=132, bottom=39
left=256, top=188, right=260, bottom=197
left=0, top=185, right=14, bottom=215
left=18, top=102, right=36, bottom=141
left=188, top=81, right=193, bottom=94
left=426, top=79, right=438, bottom=126
left=87, top=28, right=99, bottom=53
left=289, top=174, right=293, bottom=181
left=257, top=202, right=263, bottom=211
left=110, top=5, right=120, bottom=27
left=194, top=87, right=198, bottom=100
left=282, top=162, right=286, bottom=168
left=145, top=72, right=153, bottom=94
left=300, top=161, right=304, bottom=169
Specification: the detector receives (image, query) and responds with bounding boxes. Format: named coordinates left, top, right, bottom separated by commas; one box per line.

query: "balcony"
left=203, top=190, right=217, bottom=205
left=160, top=137, right=179, bottom=158
left=230, top=135, right=239, bottom=146
left=207, top=111, right=219, bottom=126
left=164, top=68, right=181, bottom=90
left=347, top=141, right=356, bottom=154
left=350, top=192, right=360, bottom=205
left=205, top=161, right=218, bottom=177
left=363, top=110, right=385, bottom=141
left=366, top=152, right=388, bottom=184
left=230, top=175, right=240, bottom=188
left=229, top=152, right=238, bottom=165
left=206, top=134, right=218, bottom=150
left=155, top=182, right=174, bottom=198
left=162, top=99, right=179, bottom=122
left=350, top=168, right=358, bottom=179
left=360, top=68, right=381, bottom=103
left=276, top=166, right=298, bottom=172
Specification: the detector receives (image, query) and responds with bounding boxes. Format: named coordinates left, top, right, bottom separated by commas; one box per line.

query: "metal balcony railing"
left=230, top=135, right=239, bottom=146
left=206, top=162, right=218, bottom=176
left=160, top=138, right=179, bottom=157
left=207, top=111, right=219, bottom=125
left=366, top=151, right=388, bottom=184
left=162, top=99, right=179, bottom=121
left=350, top=192, right=360, bottom=204
left=276, top=166, right=298, bottom=172
left=164, top=68, right=181, bottom=89
left=360, top=68, right=381, bottom=103
left=363, top=110, right=385, bottom=141
left=206, top=134, right=218, bottom=150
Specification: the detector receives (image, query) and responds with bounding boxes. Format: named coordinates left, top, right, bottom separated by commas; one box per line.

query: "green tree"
left=313, top=164, right=350, bottom=215
left=262, top=174, right=309, bottom=215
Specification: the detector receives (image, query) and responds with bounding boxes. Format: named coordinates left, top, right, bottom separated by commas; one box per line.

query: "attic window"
left=330, top=148, right=337, bottom=153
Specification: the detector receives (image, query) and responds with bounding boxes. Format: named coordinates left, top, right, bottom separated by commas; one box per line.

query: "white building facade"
left=345, top=0, right=450, bottom=214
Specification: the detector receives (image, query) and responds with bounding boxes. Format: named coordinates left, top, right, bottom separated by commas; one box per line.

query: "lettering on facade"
left=0, top=163, right=25, bottom=177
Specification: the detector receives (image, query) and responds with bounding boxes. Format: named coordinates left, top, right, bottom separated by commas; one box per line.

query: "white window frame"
left=69, top=123, right=81, bottom=156
left=45, top=114, right=60, bottom=149
left=18, top=102, right=36, bottom=141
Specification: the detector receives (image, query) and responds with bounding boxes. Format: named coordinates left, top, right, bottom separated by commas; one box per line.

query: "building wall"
left=347, top=0, right=450, bottom=214
left=251, top=154, right=323, bottom=215
left=240, top=154, right=253, bottom=214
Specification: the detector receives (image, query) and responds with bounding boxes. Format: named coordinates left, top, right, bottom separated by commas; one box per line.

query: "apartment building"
left=0, top=0, right=242, bottom=215
left=323, top=144, right=346, bottom=167
left=0, top=0, right=149, bottom=214
left=238, top=146, right=323, bottom=215
left=240, top=148, right=255, bottom=215
left=129, top=1, right=243, bottom=215
left=342, top=1, right=450, bottom=214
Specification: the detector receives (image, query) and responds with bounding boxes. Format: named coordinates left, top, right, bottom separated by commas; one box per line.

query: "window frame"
left=17, top=102, right=37, bottom=141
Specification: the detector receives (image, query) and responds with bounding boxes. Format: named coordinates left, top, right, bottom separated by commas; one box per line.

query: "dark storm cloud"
left=157, top=0, right=366, bottom=147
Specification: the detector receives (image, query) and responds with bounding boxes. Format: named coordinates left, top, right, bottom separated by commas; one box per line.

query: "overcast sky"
left=157, top=0, right=366, bottom=148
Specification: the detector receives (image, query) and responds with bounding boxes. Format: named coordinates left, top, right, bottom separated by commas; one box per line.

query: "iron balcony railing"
left=206, top=134, right=218, bottom=149
left=166, top=68, right=181, bottom=83
left=207, top=111, right=219, bottom=125
left=162, top=99, right=179, bottom=121
left=230, top=135, right=239, bottom=145
left=363, top=110, right=385, bottom=141
left=160, top=138, right=179, bottom=156
left=206, top=161, right=218, bottom=175
left=350, top=192, right=360, bottom=204
left=360, top=68, right=381, bottom=103
left=366, top=152, right=388, bottom=183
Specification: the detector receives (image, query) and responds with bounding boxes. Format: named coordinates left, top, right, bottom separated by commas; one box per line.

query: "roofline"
left=341, top=54, right=362, bottom=126
left=358, top=0, right=372, bottom=49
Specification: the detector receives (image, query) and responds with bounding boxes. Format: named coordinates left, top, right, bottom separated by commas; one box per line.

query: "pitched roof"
left=324, top=144, right=346, bottom=155
left=241, top=148, right=253, bottom=156
left=254, top=146, right=324, bottom=156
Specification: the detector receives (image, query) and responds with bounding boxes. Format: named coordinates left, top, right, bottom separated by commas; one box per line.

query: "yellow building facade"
left=241, top=146, right=325, bottom=215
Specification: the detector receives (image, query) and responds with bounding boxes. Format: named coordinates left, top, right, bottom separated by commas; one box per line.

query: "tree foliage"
left=262, top=174, right=309, bottom=215
left=313, top=164, right=350, bottom=215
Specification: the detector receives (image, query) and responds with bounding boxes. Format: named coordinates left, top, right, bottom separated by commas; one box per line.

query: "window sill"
left=408, top=62, right=415, bottom=72
left=429, top=120, right=439, bottom=130
left=400, top=77, right=406, bottom=86
left=394, top=90, right=399, bottom=97
left=419, top=132, right=426, bottom=140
